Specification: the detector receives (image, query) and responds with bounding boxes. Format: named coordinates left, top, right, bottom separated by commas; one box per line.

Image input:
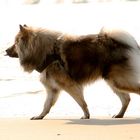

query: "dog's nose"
left=5, top=49, right=9, bottom=56
left=5, top=49, right=8, bottom=53
left=4, top=49, right=8, bottom=56
left=5, top=48, right=12, bottom=57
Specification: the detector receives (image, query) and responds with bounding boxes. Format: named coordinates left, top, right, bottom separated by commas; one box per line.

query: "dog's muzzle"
left=5, top=46, right=18, bottom=58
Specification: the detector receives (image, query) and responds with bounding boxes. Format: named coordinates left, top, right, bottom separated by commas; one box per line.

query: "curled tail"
left=100, top=27, right=139, bottom=49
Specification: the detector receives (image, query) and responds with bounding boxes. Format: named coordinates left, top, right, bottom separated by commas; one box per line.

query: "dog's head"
left=5, top=24, right=29, bottom=58
left=5, top=24, right=60, bottom=73
left=5, top=24, right=38, bottom=72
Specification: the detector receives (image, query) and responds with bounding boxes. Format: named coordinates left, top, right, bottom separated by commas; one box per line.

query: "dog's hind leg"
left=64, top=85, right=90, bottom=119
left=112, top=90, right=130, bottom=118
left=106, top=74, right=140, bottom=118
left=106, top=80, right=131, bottom=118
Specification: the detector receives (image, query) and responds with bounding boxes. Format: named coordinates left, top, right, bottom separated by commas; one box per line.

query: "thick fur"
left=6, top=25, right=140, bottom=119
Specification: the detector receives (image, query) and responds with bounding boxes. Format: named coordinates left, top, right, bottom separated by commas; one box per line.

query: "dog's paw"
left=112, top=114, right=123, bottom=118
left=30, top=116, right=44, bottom=120
left=81, top=115, right=90, bottom=119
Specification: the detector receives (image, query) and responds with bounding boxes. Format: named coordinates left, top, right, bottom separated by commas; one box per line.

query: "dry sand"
left=0, top=118, right=140, bottom=140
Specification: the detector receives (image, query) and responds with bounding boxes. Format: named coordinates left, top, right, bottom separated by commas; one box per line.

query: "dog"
left=6, top=25, right=140, bottom=120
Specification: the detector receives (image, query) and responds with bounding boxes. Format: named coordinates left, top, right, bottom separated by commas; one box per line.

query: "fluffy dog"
left=6, top=25, right=140, bottom=119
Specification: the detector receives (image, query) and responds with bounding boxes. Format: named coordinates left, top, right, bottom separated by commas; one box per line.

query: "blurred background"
left=0, top=0, right=140, bottom=119
left=0, top=0, right=140, bottom=5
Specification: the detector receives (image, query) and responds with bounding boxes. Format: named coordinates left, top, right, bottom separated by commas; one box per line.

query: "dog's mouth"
left=4, top=51, right=8, bottom=56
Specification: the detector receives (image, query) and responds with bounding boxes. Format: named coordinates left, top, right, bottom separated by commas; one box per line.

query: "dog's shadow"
left=65, top=118, right=140, bottom=126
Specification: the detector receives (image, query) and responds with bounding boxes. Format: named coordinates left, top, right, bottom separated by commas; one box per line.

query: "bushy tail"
left=100, top=27, right=139, bottom=49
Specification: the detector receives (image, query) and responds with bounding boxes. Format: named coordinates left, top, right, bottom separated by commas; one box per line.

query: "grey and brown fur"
left=6, top=25, right=140, bottom=119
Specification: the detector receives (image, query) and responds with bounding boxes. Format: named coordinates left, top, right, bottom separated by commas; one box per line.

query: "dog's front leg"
left=31, top=88, right=60, bottom=120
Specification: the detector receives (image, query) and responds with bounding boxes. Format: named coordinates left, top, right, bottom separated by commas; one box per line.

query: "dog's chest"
left=40, top=70, right=60, bottom=89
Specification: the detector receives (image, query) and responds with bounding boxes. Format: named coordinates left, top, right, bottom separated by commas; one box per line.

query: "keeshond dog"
left=6, top=25, right=140, bottom=120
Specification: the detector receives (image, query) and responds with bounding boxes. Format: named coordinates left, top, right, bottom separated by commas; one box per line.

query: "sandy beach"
left=0, top=118, right=140, bottom=140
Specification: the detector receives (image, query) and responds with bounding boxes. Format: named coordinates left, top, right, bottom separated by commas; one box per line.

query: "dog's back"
left=59, top=32, right=133, bottom=84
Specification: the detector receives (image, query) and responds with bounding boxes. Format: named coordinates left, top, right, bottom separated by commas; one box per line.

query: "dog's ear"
left=19, top=24, right=27, bottom=32
left=23, top=24, right=28, bottom=27
left=19, top=24, right=30, bottom=38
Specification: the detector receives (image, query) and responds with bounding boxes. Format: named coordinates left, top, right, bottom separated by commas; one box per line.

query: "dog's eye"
left=20, top=34, right=28, bottom=42
left=15, top=40, right=18, bottom=45
left=20, top=36, right=24, bottom=40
